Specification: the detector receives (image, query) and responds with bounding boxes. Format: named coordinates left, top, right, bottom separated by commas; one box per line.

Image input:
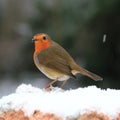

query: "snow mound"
left=0, top=84, right=120, bottom=119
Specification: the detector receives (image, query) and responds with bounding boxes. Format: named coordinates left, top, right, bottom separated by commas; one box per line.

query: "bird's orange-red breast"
left=32, top=33, right=103, bottom=88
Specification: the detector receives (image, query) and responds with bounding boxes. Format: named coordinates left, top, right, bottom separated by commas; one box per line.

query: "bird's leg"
left=45, top=79, right=58, bottom=90
left=60, top=80, right=67, bottom=88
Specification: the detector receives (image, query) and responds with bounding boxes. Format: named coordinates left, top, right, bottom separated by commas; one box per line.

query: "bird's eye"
left=43, top=36, right=47, bottom=40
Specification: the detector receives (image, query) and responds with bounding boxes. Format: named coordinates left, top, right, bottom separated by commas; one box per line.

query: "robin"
left=32, top=33, right=103, bottom=89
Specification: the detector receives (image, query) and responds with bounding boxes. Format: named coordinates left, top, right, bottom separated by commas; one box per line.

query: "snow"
left=103, top=34, right=107, bottom=43
left=0, top=84, right=120, bottom=119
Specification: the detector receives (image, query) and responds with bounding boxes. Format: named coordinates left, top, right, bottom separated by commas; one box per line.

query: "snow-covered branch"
left=0, top=84, right=120, bottom=120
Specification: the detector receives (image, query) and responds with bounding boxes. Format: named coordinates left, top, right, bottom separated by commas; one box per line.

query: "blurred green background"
left=0, top=0, right=120, bottom=96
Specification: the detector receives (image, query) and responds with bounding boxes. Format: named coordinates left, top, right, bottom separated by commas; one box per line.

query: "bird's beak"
left=32, top=38, right=34, bottom=42
left=32, top=38, right=38, bottom=42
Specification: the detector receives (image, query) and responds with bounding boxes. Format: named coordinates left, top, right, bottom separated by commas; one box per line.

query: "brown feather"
left=35, top=41, right=76, bottom=79
left=35, top=39, right=102, bottom=81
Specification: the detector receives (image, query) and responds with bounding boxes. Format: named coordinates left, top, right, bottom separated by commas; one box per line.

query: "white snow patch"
left=103, top=34, right=107, bottom=43
left=0, top=84, right=120, bottom=119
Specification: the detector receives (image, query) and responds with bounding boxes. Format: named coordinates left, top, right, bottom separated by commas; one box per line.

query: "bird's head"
left=32, top=33, right=51, bottom=53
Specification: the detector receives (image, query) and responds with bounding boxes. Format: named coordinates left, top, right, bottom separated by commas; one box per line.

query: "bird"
left=32, top=33, right=103, bottom=89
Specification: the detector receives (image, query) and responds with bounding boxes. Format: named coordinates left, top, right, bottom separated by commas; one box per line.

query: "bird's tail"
left=72, top=65, right=103, bottom=81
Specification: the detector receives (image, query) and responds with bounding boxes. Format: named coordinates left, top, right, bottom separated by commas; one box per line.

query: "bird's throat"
left=34, top=41, right=51, bottom=56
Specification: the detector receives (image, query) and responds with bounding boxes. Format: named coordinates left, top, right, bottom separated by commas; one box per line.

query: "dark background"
left=0, top=0, right=120, bottom=96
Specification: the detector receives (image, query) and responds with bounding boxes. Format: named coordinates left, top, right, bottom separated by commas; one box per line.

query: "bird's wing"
left=45, top=60, right=76, bottom=78
left=36, top=47, right=76, bottom=78
left=35, top=40, right=77, bottom=78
